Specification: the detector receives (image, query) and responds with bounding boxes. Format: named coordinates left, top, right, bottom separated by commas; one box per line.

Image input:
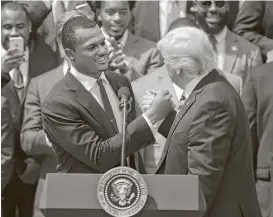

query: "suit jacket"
left=1, top=34, right=58, bottom=184
left=161, top=70, right=261, bottom=217
left=233, top=1, right=273, bottom=61
left=121, top=31, right=163, bottom=81
left=21, top=63, right=64, bottom=217
left=41, top=71, right=155, bottom=173
left=241, top=63, right=273, bottom=217
left=222, top=29, right=262, bottom=86
left=1, top=97, right=14, bottom=192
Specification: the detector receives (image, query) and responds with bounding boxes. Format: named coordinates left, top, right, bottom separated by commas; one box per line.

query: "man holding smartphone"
left=1, top=2, right=58, bottom=217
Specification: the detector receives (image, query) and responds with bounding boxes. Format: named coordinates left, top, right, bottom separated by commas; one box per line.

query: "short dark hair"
left=168, top=17, right=199, bottom=32
left=1, top=1, right=31, bottom=22
left=61, top=16, right=97, bottom=51
left=88, top=1, right=136, bottom=11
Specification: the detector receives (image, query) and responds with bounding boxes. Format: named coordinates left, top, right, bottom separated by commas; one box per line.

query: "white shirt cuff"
left=142, top=114, right=164, bottom=135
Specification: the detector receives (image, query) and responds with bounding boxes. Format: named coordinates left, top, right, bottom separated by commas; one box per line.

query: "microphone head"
left=118, top=86, right=131, bottom=99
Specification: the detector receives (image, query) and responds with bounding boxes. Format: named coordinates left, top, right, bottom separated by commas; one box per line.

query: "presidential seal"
left=97, top=166, right=148, bottom=217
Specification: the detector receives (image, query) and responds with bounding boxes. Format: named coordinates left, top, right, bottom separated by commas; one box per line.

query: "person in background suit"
left=1, top=3, right=58, bottom=217
left=241, top=63, right=273, bottom=217
left=192, top=0, right=262, bottom=87
left=91, top=1, right=163, bottom=81
left=1, top=97, right=15, bottom=193
left=41, top=16, right=173, bottom=174
left=233, top=1, right=273, bottom=63
left=132, top=0, right=239, bottom=43
left=143, top=26, right=262, bottom=217
left=21, top=10, right=83, bottom=217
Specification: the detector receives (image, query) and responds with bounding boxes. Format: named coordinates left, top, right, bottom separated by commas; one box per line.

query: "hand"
left=144, top=89, right=174, bottom=124
left=141, top=89, right=160, bottom=111
left=107, top=37, right=129, bottom=73
left=1, top=49, right=25, bottom=73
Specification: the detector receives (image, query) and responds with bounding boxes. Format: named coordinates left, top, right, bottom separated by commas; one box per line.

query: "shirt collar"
left=69, top=65, right=109, bottom=92
left=214, top=26, right=228, bottom=43
left=101, top=27, right=129, bottom=47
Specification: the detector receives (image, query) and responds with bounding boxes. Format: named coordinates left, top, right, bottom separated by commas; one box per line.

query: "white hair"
left=157, top=27, right=215, bottom=78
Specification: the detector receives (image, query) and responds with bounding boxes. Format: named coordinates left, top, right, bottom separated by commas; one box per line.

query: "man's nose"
left=10, top=27, right=19, bottom=36
left=113, top=12, right=121, bottom=21
left=208, top=1, right=217, bottom=12
left=98, top=43, right=107, bottom=54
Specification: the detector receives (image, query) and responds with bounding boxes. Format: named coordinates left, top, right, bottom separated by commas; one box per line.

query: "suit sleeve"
left=21, top=79, right=53, bottom=156
left=41, top=98, right=155, bottom=172
left=233, top=1, right=273, bottom=56
left=1, top=97, right=14, bottom=192
left=187, top=101, right=234, bottom=211
left=144, top=47, right=164, bottom=74
left=241, top=71, right=258, bottom=172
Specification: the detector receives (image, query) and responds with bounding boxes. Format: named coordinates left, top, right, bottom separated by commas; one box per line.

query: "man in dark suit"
left=41, top=16, right=173, bottom=174
left=233, top=1, right=273, bottom=62
left=91, top=1, right=163, bottom=81
left=1, top=97, right=15, bottom=193
left=241, top=63, right=273, bottom=217
left=21, top=10, right=83, bottom=217
left=1, top=2, right=58, bottom=217
left=143, top=26, right=261, bottom=217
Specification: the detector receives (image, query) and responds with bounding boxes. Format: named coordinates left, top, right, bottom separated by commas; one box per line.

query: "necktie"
left=97, top=79, right=118, bottom=132
left=13, top=67, right=24, bottom=102
left=178, top=93, right=186, bottom=111
left=209, top=34, right=218, bottom=53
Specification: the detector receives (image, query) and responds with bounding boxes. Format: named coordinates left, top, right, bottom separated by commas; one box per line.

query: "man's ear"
left=96, top=8, right=102, bottom=22
left=190, top=1, right=198, bottom=13
left=65, top=48, right=76, bottom=62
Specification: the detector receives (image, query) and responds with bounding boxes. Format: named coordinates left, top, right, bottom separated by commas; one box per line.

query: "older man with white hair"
left=143, top=27, right=262, bottom=217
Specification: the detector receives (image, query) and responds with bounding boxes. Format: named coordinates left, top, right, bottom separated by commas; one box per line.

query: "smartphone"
left=9, top=36, right=24, bottom=52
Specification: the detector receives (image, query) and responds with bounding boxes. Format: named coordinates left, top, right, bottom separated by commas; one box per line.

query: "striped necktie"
left=13, top=67, right=24, bottom=102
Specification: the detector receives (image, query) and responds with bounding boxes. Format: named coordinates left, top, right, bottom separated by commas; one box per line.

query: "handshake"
left=142, top=89, right=175, bottom=125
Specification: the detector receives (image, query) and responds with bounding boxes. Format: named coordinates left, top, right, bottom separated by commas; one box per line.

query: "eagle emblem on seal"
left=110, top=178, right=136, bottom=206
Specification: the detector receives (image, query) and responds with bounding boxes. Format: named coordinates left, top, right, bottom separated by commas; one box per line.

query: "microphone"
left=118, top=87, right=132, bottom=166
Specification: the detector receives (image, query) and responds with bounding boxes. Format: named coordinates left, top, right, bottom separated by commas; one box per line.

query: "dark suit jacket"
left=241, top=62, right=273, bottom=217
left=21, top=63, right=64, bottom=217
left=1, top=34, right=58, bottom=184
left=242, top=62, right=273, bottom=182
left=41, top=71, right=155, bottom=173
left=161, top=70, right=261, bottom=217
left=233, top=1, right=273, bottom=61
left=1, top=97, right=14, bottom=192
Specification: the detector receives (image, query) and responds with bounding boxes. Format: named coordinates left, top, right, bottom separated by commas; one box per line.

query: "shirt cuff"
left=142, top=114, right=164, bottom=135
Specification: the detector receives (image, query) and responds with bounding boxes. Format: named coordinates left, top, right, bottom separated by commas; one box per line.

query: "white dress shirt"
left=69, top=66, right=123, bottom=132
left=2, top=46, right=29, bottom=88
left=213, top=26, right=228, bottom=71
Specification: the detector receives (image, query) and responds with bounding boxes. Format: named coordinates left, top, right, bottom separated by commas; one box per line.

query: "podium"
left=40, top=173, right=205, bottom=217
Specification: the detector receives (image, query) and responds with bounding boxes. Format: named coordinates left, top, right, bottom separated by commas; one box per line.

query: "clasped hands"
left=142, top=89, right=175, bottom=125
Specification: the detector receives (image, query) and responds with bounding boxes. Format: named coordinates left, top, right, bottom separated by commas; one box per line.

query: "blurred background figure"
left=1, top=2, right=58, bottom=217
left=20, top=10, right=84, bottom=217
left=233, top=1, right=273, bottom=63
left=242, top=62, right=273, bottom=217
left=192, top=0, right=262, bottom=87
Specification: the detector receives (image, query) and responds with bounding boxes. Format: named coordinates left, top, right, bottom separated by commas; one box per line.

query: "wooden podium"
left=40, top=173, right=205, bottom=217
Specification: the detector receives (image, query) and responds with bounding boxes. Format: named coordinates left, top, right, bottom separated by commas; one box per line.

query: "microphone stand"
left=120, top=97, right=132, bottom=166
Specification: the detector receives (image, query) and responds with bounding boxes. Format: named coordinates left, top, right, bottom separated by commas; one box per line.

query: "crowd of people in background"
left=1, top=1, right=272, bottom=217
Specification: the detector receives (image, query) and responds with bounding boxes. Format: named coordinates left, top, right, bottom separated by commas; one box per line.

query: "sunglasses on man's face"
left=197, top=1, right=227, bottom=9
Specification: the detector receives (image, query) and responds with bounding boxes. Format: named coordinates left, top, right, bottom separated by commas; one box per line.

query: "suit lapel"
left=224, top=30, right=240, bottom=74
left=65, top=72, right=118, bottom=137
